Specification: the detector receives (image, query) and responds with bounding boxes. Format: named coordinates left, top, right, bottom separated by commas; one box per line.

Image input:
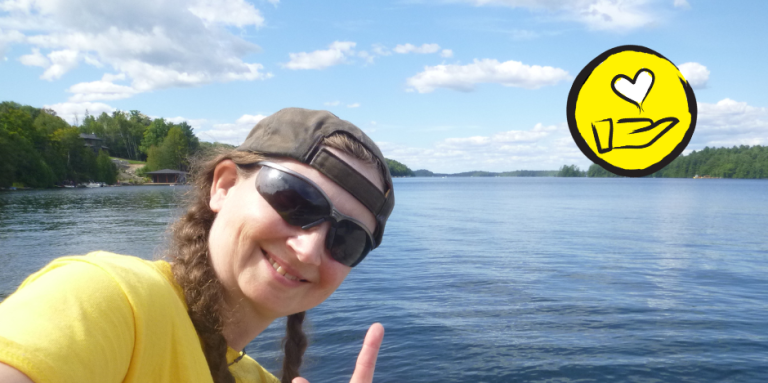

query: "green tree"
left=587, top=164, right=620, bottom=177
left=385, top=158, right=414, bottom=177
left=139, top=118, right=170, bottom=155
left=96, top=150, right=118, bottom=184
left=557, top=164, right=585, bottom=177
left=145, top=126, right=189, bottom=171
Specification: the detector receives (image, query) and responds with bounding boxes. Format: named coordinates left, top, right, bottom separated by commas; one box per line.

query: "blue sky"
left=1, top=0, right=766, bottom=172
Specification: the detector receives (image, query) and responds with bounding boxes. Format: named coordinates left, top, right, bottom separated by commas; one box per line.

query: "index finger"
left=349, top=323, right=385, bottom=383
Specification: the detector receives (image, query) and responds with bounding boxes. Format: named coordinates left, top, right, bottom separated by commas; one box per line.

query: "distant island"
left=388, top=145, right=768, bottom=179
left=412, top=169, right=558, bottom=177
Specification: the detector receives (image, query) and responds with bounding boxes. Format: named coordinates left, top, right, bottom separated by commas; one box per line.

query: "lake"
left=1, top=178, right=767, bottom=382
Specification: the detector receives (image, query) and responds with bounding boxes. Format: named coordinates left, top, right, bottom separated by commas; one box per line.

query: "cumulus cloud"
left=679, top=62, right=709, bottom=89
left=0, top=28, right=25, bottom=56
left=284, top=41, right=356, bottom=70
left=196, top=113, right=268, bottom=145
left=692, top=98, right=768, bottom=148
left=19, top=48, right=49, bottom=67
left=347, top=103, right=360, bottom=108
left=188, top=0, right=264, bottom=28
left=394, top=43, right=440, bottom=54
left=673, top=0, right=690, bottom=9
left=44, top=101, right=116, bottom=124
left=67, top=73, right=138, bottom=101
left=457, top=0, right=659, bottom=32
left=406, top=58, right=570, bottom=93
left=1, top=0, right=271, bottom=101
left=440, top=49, right=453, bottom=58
left=378, top=122, right=587, bottom=173
left=371, top=44, right=391, bottom=56
left=41, top=49, right=79, bottom=80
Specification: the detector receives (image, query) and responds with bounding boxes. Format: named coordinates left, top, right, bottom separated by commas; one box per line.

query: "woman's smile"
left=263, top=249, right=309, bottom=284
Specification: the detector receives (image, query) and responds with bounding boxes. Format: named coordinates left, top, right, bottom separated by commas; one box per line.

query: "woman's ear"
left=210, top=160, right=239, bottom=213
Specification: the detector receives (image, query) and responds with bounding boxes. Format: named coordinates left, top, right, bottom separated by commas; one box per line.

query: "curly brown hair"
left=168, top=134, right=384, bottom=383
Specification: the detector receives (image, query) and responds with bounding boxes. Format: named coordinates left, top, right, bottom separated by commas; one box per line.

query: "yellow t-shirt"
left=0, top=251, right=279, bottom=383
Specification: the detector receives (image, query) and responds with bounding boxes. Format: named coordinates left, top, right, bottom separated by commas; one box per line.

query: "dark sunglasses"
left=254, top=161, right=375, bottom=267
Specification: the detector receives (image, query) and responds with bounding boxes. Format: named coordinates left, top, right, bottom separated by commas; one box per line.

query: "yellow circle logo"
left=566, top=45, right=697, bottom=177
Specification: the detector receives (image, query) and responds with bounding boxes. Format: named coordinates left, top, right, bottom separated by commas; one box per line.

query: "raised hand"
left=293, top=323, right=385, bottom=383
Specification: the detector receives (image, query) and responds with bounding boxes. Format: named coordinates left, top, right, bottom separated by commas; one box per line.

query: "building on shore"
left=145, top=169, right=188, bottom=184
left=79, top=133, right=109, bottom=154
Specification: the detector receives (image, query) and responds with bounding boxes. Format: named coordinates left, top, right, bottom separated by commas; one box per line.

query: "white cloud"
left=1, top=0, right=271, bottom=100
left=673, top=0, right=690, bottom=9
left=41, top=49, right=78, bottom=80
left=67, top=73, right=138, bottom=101
left=284, top=41, right=356, bottom=70
left=197, top=113, right=268, bottom=145
left=458, top=0, right=658, bottom=32
left=347, top=103, right=360, bottom=108
left=0, top=28, right=24, bottom=56
left=357, top=50, right=375, bottom=64
left=188, top=0, right=264, bottom=28
left=679, top=62, right=709, bottom=89
left=406, top=58, right=570, bottom=93
left=378, top=122, right=587, bottom=172
left=394, top=43, right=440, bottom=54
left=371, top=44, right=391, bottom=56
left=44, top=101, right=116, bottom=124
left=440, top=49, right=453, bottom=58
left=692, top=98, right=768, bottom=149
left=19, top=48, right=49, bottom=67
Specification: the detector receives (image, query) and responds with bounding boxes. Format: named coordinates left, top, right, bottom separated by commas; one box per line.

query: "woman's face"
left=207, top=149, right=383, bottom=320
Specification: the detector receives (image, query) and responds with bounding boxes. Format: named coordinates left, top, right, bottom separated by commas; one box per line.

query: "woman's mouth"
left=267, top=255, right=307, bottom=282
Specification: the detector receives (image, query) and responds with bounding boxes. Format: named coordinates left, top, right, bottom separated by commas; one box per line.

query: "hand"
left=293, top=323, right=385, bottom=383
left=592, top=117, right=679, bottom=153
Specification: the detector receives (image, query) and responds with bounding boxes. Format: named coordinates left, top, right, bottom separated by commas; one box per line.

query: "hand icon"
left=591, top=117, right=679, bottom=154
left=292, top=323, right=384, bottom=383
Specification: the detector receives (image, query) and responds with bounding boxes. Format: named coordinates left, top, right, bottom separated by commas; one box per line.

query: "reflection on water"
left=2, top=179, right=768, bottom=381
left=0, top=186, right=188, bottom=296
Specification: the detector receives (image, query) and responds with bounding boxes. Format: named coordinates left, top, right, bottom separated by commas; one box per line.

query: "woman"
left=0, top=108, right=395, bottom=383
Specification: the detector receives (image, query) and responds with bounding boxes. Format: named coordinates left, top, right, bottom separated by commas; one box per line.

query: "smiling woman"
left=0, top=108, right=395, bottom=383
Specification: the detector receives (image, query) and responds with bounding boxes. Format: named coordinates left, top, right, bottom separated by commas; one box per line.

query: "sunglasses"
left=254, top=161, right=375, bottom=267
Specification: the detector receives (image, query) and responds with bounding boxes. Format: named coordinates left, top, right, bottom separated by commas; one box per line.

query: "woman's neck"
left=221, top=296, right=278, bottom=351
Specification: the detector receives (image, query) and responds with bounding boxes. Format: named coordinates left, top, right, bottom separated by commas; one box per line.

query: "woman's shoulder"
left=227, top=348, right=280, bottom=383
left=18, top=251, right=184, bottom=312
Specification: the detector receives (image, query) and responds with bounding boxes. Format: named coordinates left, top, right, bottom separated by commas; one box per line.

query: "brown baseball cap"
left=237, top=107, right=395, bottom=248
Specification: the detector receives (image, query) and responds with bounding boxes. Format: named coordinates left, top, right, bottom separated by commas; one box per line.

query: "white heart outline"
left=611, top=69, right=655, bottom=111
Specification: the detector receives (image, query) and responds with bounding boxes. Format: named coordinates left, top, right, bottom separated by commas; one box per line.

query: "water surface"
left=1, top=179, right=766, bottom=382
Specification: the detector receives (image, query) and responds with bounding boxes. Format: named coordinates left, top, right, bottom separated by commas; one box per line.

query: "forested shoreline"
left=586, top=145, right=768, bottom=178
left=1, top=101, right=203, bottom=188
left=1, top=101, right=416, bottom=188
left=4, top=101, right=768, bottom=188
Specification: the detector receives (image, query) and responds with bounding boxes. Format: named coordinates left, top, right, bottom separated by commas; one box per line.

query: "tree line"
left=1, top=101, right=201, bottom=188
left=2, top=101, right=416, bottom=187
left=79, top=108, right=200, bottom=174
left=585, top=145, right=768, bottom=178
left=1, top=102, right=118, bottom=187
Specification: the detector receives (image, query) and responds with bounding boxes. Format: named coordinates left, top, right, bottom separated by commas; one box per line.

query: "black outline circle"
left=566, top=45, right=697, bottom=177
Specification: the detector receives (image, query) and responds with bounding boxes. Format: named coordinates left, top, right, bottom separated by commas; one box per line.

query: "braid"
left=169, top=148, right=265, bottom=383
left=281, top=312, right=308, bottom=383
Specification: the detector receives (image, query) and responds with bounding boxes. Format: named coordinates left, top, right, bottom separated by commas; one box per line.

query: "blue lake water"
left=1, top=178, right=767, bottom=382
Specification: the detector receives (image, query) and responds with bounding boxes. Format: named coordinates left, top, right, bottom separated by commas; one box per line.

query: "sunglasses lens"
left=257, top=167, right=331, bottom=227
left=328, top=220, right=373, bottom=267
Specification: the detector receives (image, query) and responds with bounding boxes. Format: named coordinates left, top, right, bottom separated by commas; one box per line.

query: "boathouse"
left=145, top=169, right=188, bottom=184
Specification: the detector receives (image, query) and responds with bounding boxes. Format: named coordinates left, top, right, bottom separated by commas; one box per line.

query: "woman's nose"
left=287, top=222, right=330, bottom=266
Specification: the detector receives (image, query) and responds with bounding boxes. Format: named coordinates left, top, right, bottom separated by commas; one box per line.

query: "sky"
left=1, top=0, right=767, bottom=173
